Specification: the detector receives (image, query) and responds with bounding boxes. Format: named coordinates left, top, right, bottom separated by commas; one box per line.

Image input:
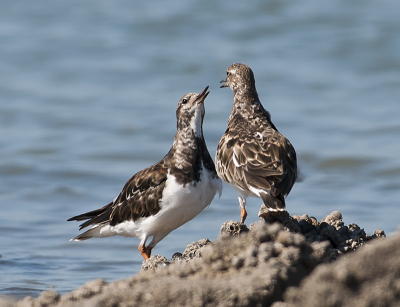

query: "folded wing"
left=68, top=162, right=169, bottom=230
left=216, top=130, right=297, bottom=202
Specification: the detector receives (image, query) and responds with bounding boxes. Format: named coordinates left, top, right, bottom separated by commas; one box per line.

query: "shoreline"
left=3, top=209, right=398, bottom=307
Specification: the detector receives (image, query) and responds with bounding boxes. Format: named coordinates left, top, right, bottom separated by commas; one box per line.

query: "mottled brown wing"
left=216, top=130, right=297, bottom=198
left=68, top=160, right=169, bottom=230
left=108, top=162, right=168, bottom=226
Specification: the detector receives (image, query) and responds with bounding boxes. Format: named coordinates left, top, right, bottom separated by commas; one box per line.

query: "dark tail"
left=67, top=202, right=113, bottom=230
left=260, top=193, right=286, bottom=211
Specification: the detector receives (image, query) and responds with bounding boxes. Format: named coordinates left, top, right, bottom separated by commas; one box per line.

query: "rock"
left=373, top=229, right=386, bottom=238
left=181, top=238, right=211, bottom=261
left=141, top=255, right=169, bottom=271
left=170, top=252, right=183, bottom=262
left=220, top=220, right=249, bottom=236
left=337, top=225, right=349, bottom=237
left=318, top=223, right=343, bottom=248
left=283, top=229, right=400, bottom=307
left=231, top=255, right=245, bottom=269
left=60, top=279, right=106, bottom=302
left=298, top=219, right=315, bottom=234
left=0, top=296, right=16, bottom=307
left=6, top=209, right=391, bottom=307
left=320, top=211, right=344, bottom=229
left=259, top=209, right=302, bottom=234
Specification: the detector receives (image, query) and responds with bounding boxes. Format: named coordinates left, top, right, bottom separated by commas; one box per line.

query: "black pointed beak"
left=196, top=86, right=209, bottom=104
left=220, top=78, right=228, bottom=88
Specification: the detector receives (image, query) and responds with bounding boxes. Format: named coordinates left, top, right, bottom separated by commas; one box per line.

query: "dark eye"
left=182, top=98, right=188, bottom=104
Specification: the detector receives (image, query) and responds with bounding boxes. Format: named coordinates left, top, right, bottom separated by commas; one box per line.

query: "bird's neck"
left=233, top=84, right=259, bottom=101
left=168, top=128, right=215, bottom=184
left=177, top=115, right=203, bottom=138
left=230, top=89, right=260, bottom=117
left=228, top=92, right=276, bottom=130
left=171, top=127, right=207, bottom=159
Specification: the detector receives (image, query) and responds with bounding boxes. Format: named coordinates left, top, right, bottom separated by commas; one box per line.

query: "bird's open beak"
left=220, top=78, right=228, bottom=88
left=196, top=86, right=209, bottom=104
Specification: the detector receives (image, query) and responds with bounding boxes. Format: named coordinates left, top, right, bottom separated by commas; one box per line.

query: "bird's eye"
left=226, top=71, right=229, bottom=76
left=182, top=98, right=188, bottom=104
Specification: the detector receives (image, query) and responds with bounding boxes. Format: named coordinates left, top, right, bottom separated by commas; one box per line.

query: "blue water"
left=1, top=0, right=400, bottom=299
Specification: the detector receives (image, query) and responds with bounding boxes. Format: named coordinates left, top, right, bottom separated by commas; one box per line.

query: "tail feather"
left=68, top=202, right=114, bottom=230
left=67, top=202, right=113, bottom=221
left=67, top=209, right=104, bottom=222
left=260, top=193, right=286, bottom=211
left=70, top=223, right=105, bottom=241
left=70, top=233, right=91, bottom=241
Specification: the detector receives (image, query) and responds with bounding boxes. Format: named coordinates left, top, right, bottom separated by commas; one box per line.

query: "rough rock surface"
left=258, top=209, right=385, bottom=260
left=2, top=210, right=396, bottom=307
left=220, top=220, right=249, bottom=236
left=281, top=231, right=399, bottom=307
left=141, top=238, right=212, bottom=270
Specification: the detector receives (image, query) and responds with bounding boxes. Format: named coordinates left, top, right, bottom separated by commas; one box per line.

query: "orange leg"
left=238, top=196, right=248, bottom=223
left=138, top=244, right=152, bottom=260
left=240, top=207, right=248, bottom=223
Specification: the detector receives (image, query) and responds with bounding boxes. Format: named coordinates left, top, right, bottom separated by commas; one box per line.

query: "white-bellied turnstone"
left=216, top=63, right=297, bottom=223
left=68, top=86, right=222, bottom=260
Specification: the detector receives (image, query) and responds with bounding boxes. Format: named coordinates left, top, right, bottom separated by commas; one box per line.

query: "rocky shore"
left=3, top=208, right=399, bottom=307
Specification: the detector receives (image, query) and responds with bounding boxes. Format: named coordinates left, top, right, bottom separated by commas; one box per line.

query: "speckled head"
left=176, top=86, right=209, bottom=135
left=220, top=63, right=256, bottom=94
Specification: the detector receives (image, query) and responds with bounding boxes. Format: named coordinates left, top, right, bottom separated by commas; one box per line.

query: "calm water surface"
left=1, top=0, right=400, bottom=298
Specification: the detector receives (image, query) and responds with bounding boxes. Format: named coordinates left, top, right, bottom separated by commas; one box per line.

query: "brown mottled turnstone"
left=68, top=86, right=222, bottom=260
left=216, top=63, right=297, bottom=223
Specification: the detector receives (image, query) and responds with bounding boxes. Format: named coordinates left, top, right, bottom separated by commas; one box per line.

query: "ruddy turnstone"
left=68, top=86, right=222, bottom=260
left=216, top=63, right=297, bottom=223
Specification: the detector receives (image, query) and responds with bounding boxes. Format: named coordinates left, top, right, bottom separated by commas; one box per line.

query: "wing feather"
left=216, top=129, right=297, bottom=198
left=109, top=163, right=168, bottom=226
left=68, top=161, right=169, bottom=230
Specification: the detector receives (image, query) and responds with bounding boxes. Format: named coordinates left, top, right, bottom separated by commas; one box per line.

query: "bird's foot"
left=138, top=244, right=152, bottom=260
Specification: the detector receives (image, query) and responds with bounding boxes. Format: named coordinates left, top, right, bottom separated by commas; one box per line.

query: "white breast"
left=141, top=163, right=222, bottom=235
